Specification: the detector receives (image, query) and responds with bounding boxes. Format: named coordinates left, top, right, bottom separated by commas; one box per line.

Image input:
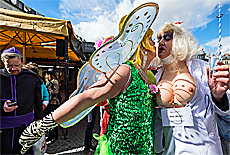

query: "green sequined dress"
left=95, top=62, right=156, bottom=155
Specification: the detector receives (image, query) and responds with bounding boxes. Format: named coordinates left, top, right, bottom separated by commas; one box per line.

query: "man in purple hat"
left=0, top=47, right=43, bottom=154
left=1, top=47, right=24, bottom=75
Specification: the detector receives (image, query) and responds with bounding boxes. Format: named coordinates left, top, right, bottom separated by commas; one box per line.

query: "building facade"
left=222, top=53, right=230, bottom=67
left=0, top=0, right=43, bottom=15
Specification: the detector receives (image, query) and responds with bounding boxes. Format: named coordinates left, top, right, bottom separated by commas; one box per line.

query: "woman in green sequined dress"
left=55, top=17, right=156, bottom=154
left=56, top=24, right=156, bottom=155
left=19, top=3, right=159, bottom=154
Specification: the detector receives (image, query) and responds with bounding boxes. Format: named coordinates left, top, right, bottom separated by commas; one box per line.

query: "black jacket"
left=0, top=68, right=43, bottom=120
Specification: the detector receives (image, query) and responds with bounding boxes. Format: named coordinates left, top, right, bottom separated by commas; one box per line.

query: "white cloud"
left=222, top=45, right=230, bottom=55
left=204, top=36, right=230, bottom=54
left=73, top=15, right=118, bottom=42
left=93, top=6, right=101, bottom=12
left=204, top=36, right=230, bottom=47
left=65, top=0, right=135, bottom=42
left=59, top=0, right=121, bottom=23
left=59, top=0, right=229, bottom=42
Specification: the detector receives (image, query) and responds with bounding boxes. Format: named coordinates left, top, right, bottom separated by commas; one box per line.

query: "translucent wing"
left=60, top=62, right=103, bottom=128
left=90, top=2, right=159, bottom=73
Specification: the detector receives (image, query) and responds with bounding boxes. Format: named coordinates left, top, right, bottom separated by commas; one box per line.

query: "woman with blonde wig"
left=153, top=22, right=230, bottom=155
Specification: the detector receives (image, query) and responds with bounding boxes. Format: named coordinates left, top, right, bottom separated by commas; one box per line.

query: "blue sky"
left=22, top=0, right=230, bottom=55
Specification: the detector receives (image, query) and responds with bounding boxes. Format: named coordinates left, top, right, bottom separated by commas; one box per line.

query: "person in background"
left=43, top=68, right=60, bottom=143
left=59, top=76, right=65, bottom=92
left=0, top=47, right=43, bottom=154
left=83, top=106, right=100, bottom=154
left=59, top=75, right=65, bottom=103
left=154, top=111, right=164, bottom=155
left=216, top=76, right=230, bottom=155
left=69, top=78, right=76, bottom=94
left=23, top=62, right=49, bottom=110
left=23, top=62, right=49, bottom=154
left=152, top=22, right=229, bottom=155
left=216, top=113, right=230, bottom=155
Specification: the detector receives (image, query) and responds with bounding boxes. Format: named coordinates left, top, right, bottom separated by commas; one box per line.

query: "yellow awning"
left=0, top=8, right=80, bottom=62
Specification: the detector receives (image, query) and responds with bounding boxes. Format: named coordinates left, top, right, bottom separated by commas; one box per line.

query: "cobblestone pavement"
left=44, top=111, right=100, bottom=155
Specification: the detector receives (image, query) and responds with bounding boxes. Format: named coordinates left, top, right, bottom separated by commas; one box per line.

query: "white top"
left=156, top=58, right=230, bottom=155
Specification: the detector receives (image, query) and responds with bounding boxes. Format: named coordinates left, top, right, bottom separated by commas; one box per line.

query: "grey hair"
left=1, top=52, right=24, bottom=61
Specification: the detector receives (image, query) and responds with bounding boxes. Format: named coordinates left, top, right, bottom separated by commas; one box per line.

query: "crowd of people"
left=1, top=2, right=229, bottom=155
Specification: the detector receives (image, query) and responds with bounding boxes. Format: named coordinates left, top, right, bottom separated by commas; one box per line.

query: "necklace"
left=135, top=64, right=149, bottom=84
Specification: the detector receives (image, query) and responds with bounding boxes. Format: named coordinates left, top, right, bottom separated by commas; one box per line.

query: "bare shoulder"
left=90, top=64, right=131, bottom=98
left=104, top=64, right=131, bottom=83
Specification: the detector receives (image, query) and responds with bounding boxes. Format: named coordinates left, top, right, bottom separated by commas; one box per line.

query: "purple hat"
left=2, top=47, right=22, bottom=56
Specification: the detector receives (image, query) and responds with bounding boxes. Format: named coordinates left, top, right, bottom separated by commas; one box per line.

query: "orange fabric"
left=100, top=105, right=109, bottom=136
left=100, top=110, right=109, bottom=136
left=97, top=100, right=108, bottom=106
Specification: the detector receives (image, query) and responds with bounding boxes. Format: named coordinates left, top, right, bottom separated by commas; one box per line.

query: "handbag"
left=33, top=135, right=47, bottom=155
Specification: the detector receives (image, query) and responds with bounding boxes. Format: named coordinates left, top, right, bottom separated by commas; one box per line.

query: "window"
left=17, top=1, right=23, bottom=9
left=11, top=0, right=17, bottom=5
left=30, top=9, right=35, bottom=14
left=24, top=6, right=29, bottom=12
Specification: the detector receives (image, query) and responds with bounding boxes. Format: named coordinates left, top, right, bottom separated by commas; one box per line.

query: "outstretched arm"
left=53, top=64, right=131, bottom=124
left=19, top=64, right=131, bottom=154
left=207, top=59, right=229, bottom=110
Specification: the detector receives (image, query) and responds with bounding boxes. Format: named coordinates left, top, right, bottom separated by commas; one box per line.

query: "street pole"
left=63, top=36, right=69, bottom=136
left=64, top=36, right=69, bottom=102
left=216, top=0, right=223, bottom=61
left=23, top=32, right=26, bottom=64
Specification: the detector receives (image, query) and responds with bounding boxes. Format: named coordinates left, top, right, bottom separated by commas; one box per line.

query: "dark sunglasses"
left=157, top=32, right=173, bottom=43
